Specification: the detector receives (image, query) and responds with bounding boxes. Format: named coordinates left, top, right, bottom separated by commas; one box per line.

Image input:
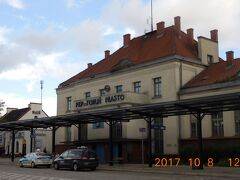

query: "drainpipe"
left=177, top=61, right=183, bottom=152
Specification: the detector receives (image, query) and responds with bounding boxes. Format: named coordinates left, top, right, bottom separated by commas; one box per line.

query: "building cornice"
left=179, top=80, right=240, bottom=95
left=57, top=55, right=205, bottom=91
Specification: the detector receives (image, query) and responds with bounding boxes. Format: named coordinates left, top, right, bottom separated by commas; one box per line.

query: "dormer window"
left=207, top=55, right=213, bottom=64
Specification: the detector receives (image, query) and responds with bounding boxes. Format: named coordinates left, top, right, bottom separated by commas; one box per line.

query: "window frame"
left=65, top=127, right=72, bottom=142
left=190, top=115, right=198, bottom=138
left=133, top=81, right=141, bottom=93
left=66, top=96, right=72, bottom=112
left=92, top=122, right=104, bottom=129
left=234, top=110, right=240, bottom=136
left=211, top=112, right=224, bottom=137
left=153, top=77, right=162, bottom=97
left=115, top=85, right=123, bottom=93
left=85, top=92, right=91, bottom=99
left=99, top=89, right=105, bottom=96
left=207, top=54, right=213, bottom=64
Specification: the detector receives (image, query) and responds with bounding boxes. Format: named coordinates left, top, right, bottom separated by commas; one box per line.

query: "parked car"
left=19, top=152, right=53, bottom=168
left=53, top=147, right=98, bottom=171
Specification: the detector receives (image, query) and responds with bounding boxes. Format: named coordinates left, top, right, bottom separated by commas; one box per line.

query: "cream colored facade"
left=55, top=20, right=240, bottom=155
left=2, top=103, right=52, bottom=155
left=56, top=56, right=206, bottom=154
left=179, top=83, right=240, bottom=139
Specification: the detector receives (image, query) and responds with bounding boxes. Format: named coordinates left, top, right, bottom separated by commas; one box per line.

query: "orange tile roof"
left=59, top=26, right=199, bottom=88
left=183, top=59, right=240, bottom=88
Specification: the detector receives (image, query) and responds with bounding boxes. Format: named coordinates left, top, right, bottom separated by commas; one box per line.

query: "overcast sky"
left=0, top=0, right=240, bottom=116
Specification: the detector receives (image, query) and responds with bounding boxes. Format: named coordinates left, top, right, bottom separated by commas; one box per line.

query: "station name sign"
left=75, top=94, right=125, bottom=109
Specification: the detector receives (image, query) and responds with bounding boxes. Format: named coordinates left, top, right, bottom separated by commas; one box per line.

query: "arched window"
left=16, top=141, right=19, bottom=153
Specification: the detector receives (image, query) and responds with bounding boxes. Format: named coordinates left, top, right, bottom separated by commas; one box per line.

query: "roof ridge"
left=58, top=26, right=199, bottom=89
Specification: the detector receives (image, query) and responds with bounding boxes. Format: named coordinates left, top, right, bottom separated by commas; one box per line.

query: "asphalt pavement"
left=0, top=157, right=239, bottom=179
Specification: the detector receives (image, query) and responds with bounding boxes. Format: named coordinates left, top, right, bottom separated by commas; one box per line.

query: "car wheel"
left=31, top=162, right=35, bottom=168
left=54, top=163, right=59, bottom=170
left=19, top=162, right=23, bottom=168
left=73, top=163, right=78, bottom=171
left=90, top=167, right=96, bottom=171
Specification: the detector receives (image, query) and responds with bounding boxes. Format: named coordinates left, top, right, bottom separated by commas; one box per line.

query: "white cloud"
left=101, top=0, right=240, bottom=54
left=103, top=27, right=117, bottom=36
left=65, top=0, right=90, bottom=9
left=16, top=29, right=60, bottom=52
left=0, top=92, right=56, bottom=116
left=0, top=51, right=83, bottom=81
left=0, top=26, right=11, bottom=44
left=26, top=81, right=35, bottom=93
left=0, top=0, right=25, bottom=9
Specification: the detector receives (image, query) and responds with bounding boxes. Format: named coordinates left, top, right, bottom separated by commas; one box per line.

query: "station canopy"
left=1, top=92, right=240, bottom=131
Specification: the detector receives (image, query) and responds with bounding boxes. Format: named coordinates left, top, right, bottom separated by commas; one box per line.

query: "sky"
left=0, top=0, right=240, bottom=116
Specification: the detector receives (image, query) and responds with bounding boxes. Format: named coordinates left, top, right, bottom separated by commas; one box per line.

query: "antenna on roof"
left=150, top=0, right=153, bottom=32
left=40, top=80, right=44, bottom=104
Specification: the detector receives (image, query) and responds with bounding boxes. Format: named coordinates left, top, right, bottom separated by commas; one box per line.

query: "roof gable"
left=183, top=59, right=240, bottom=88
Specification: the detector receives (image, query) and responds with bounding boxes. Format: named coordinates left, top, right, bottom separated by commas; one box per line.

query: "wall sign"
left=32, top=110, right=41, bottom=114
left=76, top=94, right=125, bottom=108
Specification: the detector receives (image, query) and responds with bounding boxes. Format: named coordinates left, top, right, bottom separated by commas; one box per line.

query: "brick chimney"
left=105, top=50, right=110, bottom=58
left=187, top=28, right=194, bottom=44
left=87, top=63, right=92, bottom=68
left=226, top=51, right=234, bottom=64
left=174, top=16, right=181, bottom=32
left=123, top=34, right=131, bottom=47
left=210, top=29, right=218, bottom=42
left=157, top=21, right=165, bottom=33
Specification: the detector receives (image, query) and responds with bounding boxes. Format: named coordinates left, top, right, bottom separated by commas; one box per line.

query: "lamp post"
left=40, top=80, right=44, bottom=104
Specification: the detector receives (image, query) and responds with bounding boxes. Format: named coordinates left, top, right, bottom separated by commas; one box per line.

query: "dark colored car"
left=53, top=147, right=98, bottom=171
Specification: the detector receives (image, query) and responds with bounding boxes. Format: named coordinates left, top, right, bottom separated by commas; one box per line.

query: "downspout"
left=177, top=61, right=183, bottom=152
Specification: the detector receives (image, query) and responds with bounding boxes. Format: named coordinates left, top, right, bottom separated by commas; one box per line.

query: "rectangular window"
left=154, top=117, right=164, bottom=154
left=153, top=77, right=161, bottom=97
left=234, top=110, right=240, bottom=135
left=99, top=89, right=105, bottom=96
left=65, top=127, right=71, bottom=142
left=190, top=115, right=198, bottom=138
left=92, top=122, right=104, bottom=129
left=66, top=96, right=72, bottom=112
left=212, top=112, right=224, bottom=137
left=0, top=134, right=2, bottom=144
left=113, top=122, right=122, bottom=138
left=133, top=81, right=141, bottom=93
left=115, top=85, right=123, bottom=93
left=207, top=55, right=213, bottom=64
left=85, top=92, right=91, bottom=99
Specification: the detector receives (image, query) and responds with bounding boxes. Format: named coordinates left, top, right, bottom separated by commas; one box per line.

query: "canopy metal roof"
left=1, top=92, right=240, bottom=131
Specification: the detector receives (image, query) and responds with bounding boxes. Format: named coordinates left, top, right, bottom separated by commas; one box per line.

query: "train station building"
left=54, top=16, right=240, bottom=163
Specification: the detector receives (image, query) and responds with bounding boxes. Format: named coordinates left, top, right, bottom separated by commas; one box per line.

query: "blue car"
left=19, top=152, right=53, bottom=168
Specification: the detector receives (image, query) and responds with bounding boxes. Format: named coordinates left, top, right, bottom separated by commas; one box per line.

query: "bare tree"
left=0, top=99, right=5, bottom=117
